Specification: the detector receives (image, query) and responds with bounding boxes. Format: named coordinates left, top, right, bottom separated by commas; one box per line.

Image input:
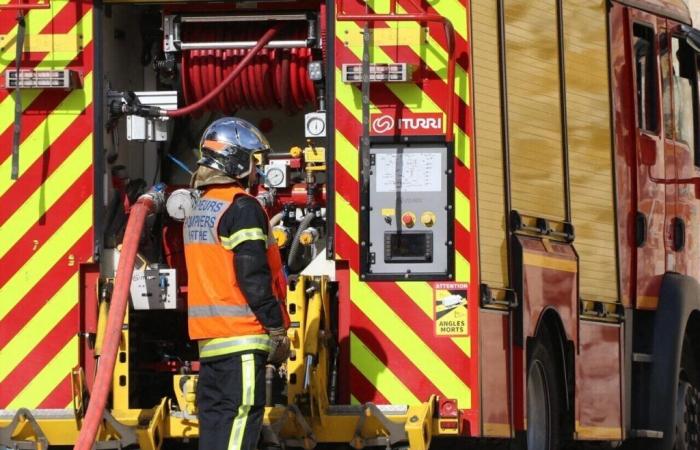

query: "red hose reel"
left=180, top=23, right=317, bottom=114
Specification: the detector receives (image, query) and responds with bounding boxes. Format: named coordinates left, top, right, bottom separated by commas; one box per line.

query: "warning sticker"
left=433, top=282, right=469, bottom=337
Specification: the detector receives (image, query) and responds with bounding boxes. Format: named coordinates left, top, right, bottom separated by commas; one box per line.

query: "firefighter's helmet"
left=198, top=117, right=271, bottom=179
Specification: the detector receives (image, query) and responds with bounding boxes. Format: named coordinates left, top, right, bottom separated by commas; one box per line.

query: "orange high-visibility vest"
left=183, top=184, right=288, bottom=356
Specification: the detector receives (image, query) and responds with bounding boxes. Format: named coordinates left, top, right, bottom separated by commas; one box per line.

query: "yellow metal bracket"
left=136, top=397, right=168, bottom=450
left=0, top=409, right=49, bottom=450
left=405, top=396, right=435, bottom=450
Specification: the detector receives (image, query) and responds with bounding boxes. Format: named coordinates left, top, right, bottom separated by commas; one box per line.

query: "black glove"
left=268, top=327, right=290, bottom=365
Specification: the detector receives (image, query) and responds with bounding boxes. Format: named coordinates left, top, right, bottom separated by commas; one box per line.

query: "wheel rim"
left=528, top=360, right=552, bottom=450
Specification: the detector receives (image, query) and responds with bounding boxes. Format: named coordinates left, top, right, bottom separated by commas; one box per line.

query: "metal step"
left=630, top=429, right=664, bottom=439
left=632, top=352, right=653, bottom=363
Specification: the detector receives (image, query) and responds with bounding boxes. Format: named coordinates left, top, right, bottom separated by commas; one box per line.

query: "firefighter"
left=183, top=117, right=290, bottom=450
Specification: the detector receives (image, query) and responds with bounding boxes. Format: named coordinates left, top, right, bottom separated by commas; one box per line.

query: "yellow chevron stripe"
left=0, top=197, right=92, bottom=321
left=350, top=332, right=419, bottom=404
left=0, top=8, right=93, bottom=140
left=0, top=72, right=93, bottom=191
left=0, top=134, right=91, bottom=259
left=335, top=131, right=359, bottom=181
left=0, top=0, right=69, bottom=72
left=335, top=192, right=359, bottom=242
left=335, top=68, right=365, bottom=123
left=336, top=19, right=471, bottom=168
left=455, top=188, right=470, bottom=232
left=456, top=252, right=470, bottom=283
left=350, top=394, right=360, bottom=405
left=396, top=281, right=472, bottom=358
left=7, top=335, right=77, bottom=409
left=366, top=0, right=468, bottom=41
left=351, top=270, right=471, bottom=408
left=0, top=272, right=78, bottom=382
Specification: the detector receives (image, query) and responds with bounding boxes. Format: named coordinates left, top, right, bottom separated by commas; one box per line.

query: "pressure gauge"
left=305, top=112, right=327, bottom=138
left=264, top=166, right=287, bottom=188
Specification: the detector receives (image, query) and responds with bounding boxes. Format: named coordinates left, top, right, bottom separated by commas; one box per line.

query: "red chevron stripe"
left=0, top=3, right=93, bottom=104
left=350, top=304, right=442, bottom=400
left=334, top=163, right=360, bottom=208
left=0, top=304, right=78, bottom=406
left=335, top=208, right=473, bottom=380
left=0, top=41, right=93, bottom=155
left=0, top=107, right=92, bottom=219
left=0, top=231, right=92, bottom=340
left=40, top=0, right=91, bottom=35
left=349, top=364, right=390, bottom=405
left=334, top=196, right=360, bottom=266
left=38, top=374, right=72, bottom=408
left=0, top=169, right=91, bottom=290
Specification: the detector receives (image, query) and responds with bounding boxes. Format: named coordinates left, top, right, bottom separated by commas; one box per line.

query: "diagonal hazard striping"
left=7, top=335, right=79, bottom=409
left=0, top=72, right=93, bottom=185
left=0, top=273, right=78, bottom=382
left=0, top=7, right=93, bottom=143
left=0, top=197, right=92, bottom=321
left=348, top=270, right=471, bottom=408
left=349, top=332, right=419, bottom=404
left=0, top=134, right=92, bottom=259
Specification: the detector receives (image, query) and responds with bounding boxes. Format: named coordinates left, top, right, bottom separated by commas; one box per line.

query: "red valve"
left=402, top=212, right=415, bottom=227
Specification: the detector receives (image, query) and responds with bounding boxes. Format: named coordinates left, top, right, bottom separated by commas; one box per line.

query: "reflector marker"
left=0, top=273, right=77, bottom=382
left=0, top=9, right=93, bottom=143
left=0, top=197, right=92, bottom=321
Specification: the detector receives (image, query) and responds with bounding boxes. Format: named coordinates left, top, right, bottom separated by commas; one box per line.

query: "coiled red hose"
left=181, top=23, right=316, bottom=114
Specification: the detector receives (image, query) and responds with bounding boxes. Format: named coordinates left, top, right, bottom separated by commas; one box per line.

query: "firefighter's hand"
left=268, top=327, right=290, bottom=365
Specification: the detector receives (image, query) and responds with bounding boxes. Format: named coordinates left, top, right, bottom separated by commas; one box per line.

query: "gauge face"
left=306, top=116, right=326, bottom=137
left=265, top=167, right=285, bottom=187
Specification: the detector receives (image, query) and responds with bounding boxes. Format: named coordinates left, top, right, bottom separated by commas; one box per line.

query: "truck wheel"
left=525, top=335, right=563, bottom=450
left=674, top=380, right=700, bottom=450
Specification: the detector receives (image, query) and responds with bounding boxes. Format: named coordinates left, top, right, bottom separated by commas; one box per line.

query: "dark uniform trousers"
left=197, top=352, right=267, bottom=450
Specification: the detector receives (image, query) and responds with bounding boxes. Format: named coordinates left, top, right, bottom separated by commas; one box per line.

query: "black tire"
left=673, top=380, right=700, bottom=450
left=523, top=333, right=563, bottom=450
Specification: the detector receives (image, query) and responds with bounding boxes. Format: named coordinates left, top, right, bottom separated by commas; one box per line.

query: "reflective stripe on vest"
left=188, top=304, right=255, bottom=318
left=221, top=227, right=267, bottom=250
left=198, top=335, right=271, bottom=359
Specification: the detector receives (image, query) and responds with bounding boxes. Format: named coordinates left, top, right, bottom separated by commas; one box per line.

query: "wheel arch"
left=647, top=273, right=700, bottom=450
left=530, top=307, right=575, bottom=431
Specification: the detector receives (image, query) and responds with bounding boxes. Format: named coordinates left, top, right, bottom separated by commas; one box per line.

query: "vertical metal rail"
left=556, top=0, right=572, bottom=223
left=496, top=0, right=516, bottom=439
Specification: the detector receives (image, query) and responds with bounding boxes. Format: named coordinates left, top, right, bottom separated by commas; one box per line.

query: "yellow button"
left=421, top=212, right=436, bottom=227
left=289, top=146, right=303, bottom=158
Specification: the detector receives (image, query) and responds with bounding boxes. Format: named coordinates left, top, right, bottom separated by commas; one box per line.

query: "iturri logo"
left=370, top=112, right=444, bottom=136
left=371, top=115, right=395, bottom=134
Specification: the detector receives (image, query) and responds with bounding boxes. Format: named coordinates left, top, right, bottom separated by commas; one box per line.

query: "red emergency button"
left=402, top=212, right=416, bottom=228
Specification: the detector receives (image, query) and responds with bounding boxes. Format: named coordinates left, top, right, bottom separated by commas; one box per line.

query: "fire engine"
left=1, top=0, right=700, bottom=449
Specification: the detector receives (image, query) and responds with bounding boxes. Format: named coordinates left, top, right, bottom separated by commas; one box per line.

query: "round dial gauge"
left=306, top=117, right=326, bottom=136
left=265, top=167, right=285, bottom=187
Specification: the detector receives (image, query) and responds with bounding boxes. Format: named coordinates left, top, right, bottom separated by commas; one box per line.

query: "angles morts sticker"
left=433, top=282, right=468, bottom=337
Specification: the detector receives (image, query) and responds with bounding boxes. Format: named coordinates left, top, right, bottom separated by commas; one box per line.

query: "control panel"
left=361, top=144, right=454, bottom=280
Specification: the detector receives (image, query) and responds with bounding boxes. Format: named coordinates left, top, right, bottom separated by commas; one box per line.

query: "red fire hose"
left=178, top=23, right=316, bottom=115
left=168, top=26, right=281, bottom=118
left=73, top=195, right=158, bottom=450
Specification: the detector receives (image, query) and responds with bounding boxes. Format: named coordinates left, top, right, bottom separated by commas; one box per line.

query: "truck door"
left=627, top=10, right=674, bottom=308
left=663, top=23, right=700, bottom=278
